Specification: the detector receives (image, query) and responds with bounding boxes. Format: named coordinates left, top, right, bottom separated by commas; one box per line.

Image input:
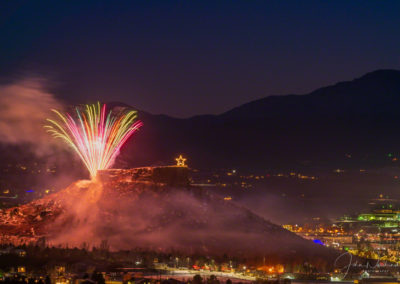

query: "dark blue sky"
left=1, top=1, right=400, bottom=117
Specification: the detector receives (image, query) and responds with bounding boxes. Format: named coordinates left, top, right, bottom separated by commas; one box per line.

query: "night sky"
left=1, top=1, right=400, bottom=117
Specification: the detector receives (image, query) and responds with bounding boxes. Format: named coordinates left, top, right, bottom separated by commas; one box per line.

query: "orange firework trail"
left=45, top=102, right=142, bottom=178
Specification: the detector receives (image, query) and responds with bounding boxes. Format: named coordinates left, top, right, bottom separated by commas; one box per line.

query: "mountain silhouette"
left=119, top=70, right=400, bottom=171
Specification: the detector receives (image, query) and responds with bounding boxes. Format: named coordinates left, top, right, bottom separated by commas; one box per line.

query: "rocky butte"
left=0, top=166, right=337, bottom=267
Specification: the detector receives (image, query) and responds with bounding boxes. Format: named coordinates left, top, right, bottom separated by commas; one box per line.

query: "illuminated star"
left=175, top=155, right=187, bottom=167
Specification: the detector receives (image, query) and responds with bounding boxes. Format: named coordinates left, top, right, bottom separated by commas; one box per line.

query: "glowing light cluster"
left=45, top=102, right=142, bottom=178
left=175, top=155, right=187, bottom=167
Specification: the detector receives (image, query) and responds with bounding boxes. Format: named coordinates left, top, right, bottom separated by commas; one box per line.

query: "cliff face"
left=0, top=166, right=333, bottom=261
left=97, top=166, right=190, bottom=187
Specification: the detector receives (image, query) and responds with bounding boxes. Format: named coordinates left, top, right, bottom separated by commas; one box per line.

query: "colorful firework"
left=45, top=102, right=142, bottom=178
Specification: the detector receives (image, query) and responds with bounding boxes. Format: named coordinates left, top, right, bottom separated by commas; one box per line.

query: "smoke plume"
left=0, top=78, right=64, bottom=155
left=43, top=176, right=334, bottom=264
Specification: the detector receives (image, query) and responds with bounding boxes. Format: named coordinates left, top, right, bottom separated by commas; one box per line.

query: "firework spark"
left=45, top=102, right=142, bottom=178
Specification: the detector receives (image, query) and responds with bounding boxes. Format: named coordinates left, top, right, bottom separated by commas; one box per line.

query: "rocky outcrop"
left=97, top=166, right=190, bottom=187
left=0, top=166, right=335, bottom=263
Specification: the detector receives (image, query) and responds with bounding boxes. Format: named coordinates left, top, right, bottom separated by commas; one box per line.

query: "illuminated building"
left=338, top=199, right=400, bottom=229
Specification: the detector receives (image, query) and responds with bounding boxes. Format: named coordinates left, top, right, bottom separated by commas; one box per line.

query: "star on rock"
left=175, top=155, right=187, bottom=167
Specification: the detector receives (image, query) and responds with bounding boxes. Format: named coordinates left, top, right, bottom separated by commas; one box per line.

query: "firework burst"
left=45, top=102, right=142, bottom=178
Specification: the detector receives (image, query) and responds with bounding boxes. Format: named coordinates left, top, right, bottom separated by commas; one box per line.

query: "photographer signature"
left=334, top=252, right=398, bottom=280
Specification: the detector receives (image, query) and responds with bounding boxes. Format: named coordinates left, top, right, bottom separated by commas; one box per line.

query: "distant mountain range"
left=119, top=70, right=400, bottom=171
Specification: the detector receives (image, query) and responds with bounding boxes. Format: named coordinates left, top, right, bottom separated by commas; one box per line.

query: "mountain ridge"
left=117, top=69, right=400, bottom=120
left=220, top=69, right=400, bottom=120
left=116, top=69, right=400, bottom=170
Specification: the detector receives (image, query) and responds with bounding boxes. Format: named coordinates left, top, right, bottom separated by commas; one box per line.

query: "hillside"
left=0, top=166, right=335, bottom=263
left=119, top=70, right=400, bottom=170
